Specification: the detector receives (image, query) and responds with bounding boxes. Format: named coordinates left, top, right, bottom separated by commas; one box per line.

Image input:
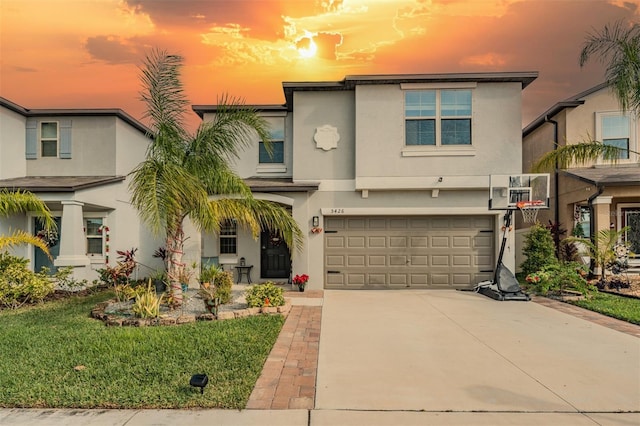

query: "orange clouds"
left=1, top=0, right=639, bottom=132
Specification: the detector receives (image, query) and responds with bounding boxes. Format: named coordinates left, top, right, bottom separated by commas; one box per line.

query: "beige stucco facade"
left=522, top=83, right=640, bottom=270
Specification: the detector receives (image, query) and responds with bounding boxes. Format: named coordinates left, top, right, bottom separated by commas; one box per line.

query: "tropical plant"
left=129, top=49, right=303, bottom=306
left=581, top=21, right=640, bottom=115
left=244, top=281, right=285, bottom=308
left=0, top=189, right=56, bottom=257
left=533, top=21, right=640, bottom=172
left=520, top=223, right=558, bottom=276
left=525, top=262, right=592, bottom=296
left=131, top=279, right=164, bottom=318
left=567, top=227, right=630, bottom=284
left=0, top=253, right=54, bottom=308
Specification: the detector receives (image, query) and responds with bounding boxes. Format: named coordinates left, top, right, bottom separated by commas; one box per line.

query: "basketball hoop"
left=517, top=200, right=545, bottom=223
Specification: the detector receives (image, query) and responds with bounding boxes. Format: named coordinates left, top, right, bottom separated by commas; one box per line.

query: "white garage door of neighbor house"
left=324, top=215, right=495, bottom=289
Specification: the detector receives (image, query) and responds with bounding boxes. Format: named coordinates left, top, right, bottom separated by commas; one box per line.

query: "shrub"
left=245, top=281, right=285, bottom=307
left=213, top=270, right=233, bottom=304
left=131, top=280, right=163, bottom=318
left=520, top=223, right=558, bottom=276
left=51, top=266, right=89, bottom=291
left=526, top=262, right=592, bottom=296
left=0, top=253, right=54, bottom=309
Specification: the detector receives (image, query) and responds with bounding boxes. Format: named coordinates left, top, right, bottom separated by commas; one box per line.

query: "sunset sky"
left=1, top=0, right=639, bottom=131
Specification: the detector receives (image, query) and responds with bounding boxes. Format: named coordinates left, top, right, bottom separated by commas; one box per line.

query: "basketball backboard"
left=489, top=174, right=550, bottom=210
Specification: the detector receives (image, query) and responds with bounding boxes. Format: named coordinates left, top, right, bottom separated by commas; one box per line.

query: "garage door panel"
left=411, top=255, right=428, bottom=266
left=368, top=255, right=386, bottom=266
left=453, top=236, right=471, bottom=248
left=326, top=236, right=345, bottom=248
left=431, top=236, right=450, bottom=248
left=389, top=237, right=407, bottom=247
left=431, top=255, right=449, bottom=266
left=325, top=215, right=494, bottom=289
left=369, top=236, right=387, bottom=248
left=326, top=255, right=345, bottom=267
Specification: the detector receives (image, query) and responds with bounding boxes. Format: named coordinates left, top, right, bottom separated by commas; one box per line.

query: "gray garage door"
left=324, top=216, right=495, bottom=289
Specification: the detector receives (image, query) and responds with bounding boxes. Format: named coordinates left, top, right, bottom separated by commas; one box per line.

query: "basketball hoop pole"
left=493, top=209, right=513, bottom=285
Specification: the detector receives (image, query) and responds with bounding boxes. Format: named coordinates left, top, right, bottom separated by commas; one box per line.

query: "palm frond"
left=139, top=48, right=190, bottom=156
left=128, top=158, right=210, bottom=234
left=0, top=189, right=55, bottom=231
left=0, top=230, right=51, bottom=259
left=531, top=141, right=633, bottom=172
left=200, top=197, right=303, bottom=253
left=580, top=21, right=640, bottom=114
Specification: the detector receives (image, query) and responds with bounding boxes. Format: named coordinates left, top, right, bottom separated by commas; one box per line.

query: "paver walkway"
left=532, top=295, right=640, bottom=337
left=246, top=290, right=323, bottom=409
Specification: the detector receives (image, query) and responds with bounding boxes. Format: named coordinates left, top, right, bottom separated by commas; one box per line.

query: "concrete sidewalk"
left=2, top=290, right=639, bottom=425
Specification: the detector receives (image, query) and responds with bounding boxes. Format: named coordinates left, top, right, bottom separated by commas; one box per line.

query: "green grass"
left=0, top=290, right=284, bottom=409
left=569, top=292, right=640, bottom=325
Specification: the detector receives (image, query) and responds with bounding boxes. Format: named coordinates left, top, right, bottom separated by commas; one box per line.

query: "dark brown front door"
left=260, top=231, right=291, bottom=279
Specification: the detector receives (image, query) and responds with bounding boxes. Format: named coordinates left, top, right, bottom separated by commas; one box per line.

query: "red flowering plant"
left=292, top=274, right=309, bottom=288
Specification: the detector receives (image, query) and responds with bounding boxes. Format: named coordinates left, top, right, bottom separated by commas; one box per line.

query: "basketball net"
left=516, top=200, right=545, bottom=223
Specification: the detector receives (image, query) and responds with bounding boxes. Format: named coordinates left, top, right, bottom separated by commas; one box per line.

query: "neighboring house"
left=194, top=72, right=538, bottom=289
left=0, top=97, right=162, bottom=282
left=522, top=83, right=640, bottom=270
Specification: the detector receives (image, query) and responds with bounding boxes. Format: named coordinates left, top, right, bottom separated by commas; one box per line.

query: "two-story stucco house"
left=0, top=97, right=162, bottom=282
left=194, top=72, right=538, bottom=290
left=522, top=83, right=640, bottom=270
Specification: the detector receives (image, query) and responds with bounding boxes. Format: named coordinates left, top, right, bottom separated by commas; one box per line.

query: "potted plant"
left=293, top=274, right=309, bottom=292
left=198, top=285, right=221, bottom=315
left=200, top=264, right=220, bottom=288
left=150, top=270, right=167, bottom=294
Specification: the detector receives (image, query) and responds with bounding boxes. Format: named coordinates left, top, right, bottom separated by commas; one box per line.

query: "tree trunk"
left=166, top=222, right=186, bottom=307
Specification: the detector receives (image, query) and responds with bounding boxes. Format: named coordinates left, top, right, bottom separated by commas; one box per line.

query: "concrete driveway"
left=315, top=290, right=640, bottom=423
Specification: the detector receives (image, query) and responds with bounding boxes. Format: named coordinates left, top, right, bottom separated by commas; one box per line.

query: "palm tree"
left=533, top=21, right=639, bottom=172
left=0, top=189, right=55, bottom=257
left=129, top=49, right=303, bottom=306
left=580, top=21, right=640, bottom=115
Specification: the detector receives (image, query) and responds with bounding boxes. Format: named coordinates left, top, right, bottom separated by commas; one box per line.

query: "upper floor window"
left=405, top=90, right=472, bottom=146
left=597, top=112, right=636, bottom=161
left=85, top=218, right=104, bottom=255
left=41, top=122, right=58, bottom=157
left=219, top=219, right=237, bottom=254
left=259, top=128, right=284, bottom=164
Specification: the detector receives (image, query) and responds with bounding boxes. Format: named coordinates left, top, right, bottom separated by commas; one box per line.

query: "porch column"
left=54, top=200, right=90, bottom=279
left=592, top=196, right=613, bottom=275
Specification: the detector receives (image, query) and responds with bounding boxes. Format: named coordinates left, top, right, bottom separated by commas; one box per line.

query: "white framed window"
left=85, top=218, right=104, bottom=256
left=40, top=122, right=58, bottom=157
left=596, top=112, right=637, bottom=162
left=219, top=219, right=237, bottom=255
left=405, top=89, right=472, bottom=146
left=259, top=128, right=284, bottom=164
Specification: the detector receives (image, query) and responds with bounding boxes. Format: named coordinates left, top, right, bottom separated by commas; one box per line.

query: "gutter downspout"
left=544, top=116, right=560, bottom=255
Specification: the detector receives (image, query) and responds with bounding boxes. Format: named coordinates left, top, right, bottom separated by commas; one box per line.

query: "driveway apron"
left=316, top=290, right=640, bottom=413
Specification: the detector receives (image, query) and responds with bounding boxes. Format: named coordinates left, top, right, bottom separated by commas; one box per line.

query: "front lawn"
left=0, top=290, right=284, bottom=409
left=568, top=292, right=640, bottom=325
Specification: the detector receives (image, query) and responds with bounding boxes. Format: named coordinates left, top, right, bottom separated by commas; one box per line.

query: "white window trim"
left=595, top=111, right=637, bottom=164
left=403, top=88, right=474, bottom=155
left=40, top=121, right=59, bottom=158
left=84, top=214, right=106, bottom=260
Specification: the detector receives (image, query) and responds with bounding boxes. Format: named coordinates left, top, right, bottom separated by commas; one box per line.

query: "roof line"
left=0, top=97, right=152, bottom=136
left=523, top=82, right=609, bottom=137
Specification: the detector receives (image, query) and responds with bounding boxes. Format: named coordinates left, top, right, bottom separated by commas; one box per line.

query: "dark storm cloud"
left=84, top=36, right=145, bottom=65
left=124, top=0, right=317, bottom=41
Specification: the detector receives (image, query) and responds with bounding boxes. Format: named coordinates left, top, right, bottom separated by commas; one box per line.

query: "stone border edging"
left=90, top=299, right=292, bottom=327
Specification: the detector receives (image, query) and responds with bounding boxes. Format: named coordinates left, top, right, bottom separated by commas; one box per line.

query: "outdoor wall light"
left=312, top=216, right=320, bottom=227
left=190, top=374, right=209, bottom=394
